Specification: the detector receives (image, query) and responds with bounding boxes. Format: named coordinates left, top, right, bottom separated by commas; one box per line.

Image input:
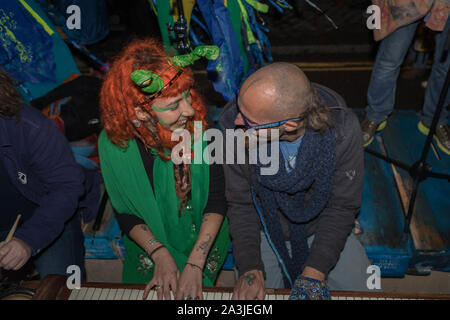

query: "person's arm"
left=218, top=101, right=266, bottom=299
left=225, top=163, right=265, bottom=275
left=176, top=212, right=224, bottom=300
left=176, top=163, right=227, bottom=300
left=303, top=110, right=364, bottom=279
left=114, top=212, right=159, bottom=255
left=224, top=163, right=266, bottom=300
left=1, top=109, right=84, bottom=270
left=129, top=222, right=179, bottom=300
left=187, top=163, right=227, bottom=268
left=13, top=111, right=85, bottom=255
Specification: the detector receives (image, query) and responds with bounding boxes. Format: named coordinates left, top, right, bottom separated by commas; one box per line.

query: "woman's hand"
left=174, top=213, right=224, bottom=300
left=143, top=246, right=179, bottom=300
left=176, top=263, right=204, bottom=300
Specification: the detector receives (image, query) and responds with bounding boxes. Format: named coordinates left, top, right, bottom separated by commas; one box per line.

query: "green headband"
left=169, top=45, right=219, bottom=67
left=130, top=45, right=219, bottom=97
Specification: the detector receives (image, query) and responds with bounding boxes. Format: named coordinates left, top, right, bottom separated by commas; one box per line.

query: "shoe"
left=361, top=119, right=387, bottom=147
left=417, top=121, right=450, bottom=155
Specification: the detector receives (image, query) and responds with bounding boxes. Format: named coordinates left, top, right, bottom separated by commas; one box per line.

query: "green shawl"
left=98, top=130, right=230, bottom=285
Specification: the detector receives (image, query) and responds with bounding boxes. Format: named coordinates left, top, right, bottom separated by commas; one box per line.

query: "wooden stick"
left=5, top=214, right=21, bottom=243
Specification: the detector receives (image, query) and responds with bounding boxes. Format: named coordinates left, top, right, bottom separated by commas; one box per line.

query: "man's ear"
left=282, top=120, right=301, bottom=133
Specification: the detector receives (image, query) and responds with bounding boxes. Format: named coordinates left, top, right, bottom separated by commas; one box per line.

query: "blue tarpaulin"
left=196, top=0, right=245, bottom=101
left=0, top=0, right=56, bottom=84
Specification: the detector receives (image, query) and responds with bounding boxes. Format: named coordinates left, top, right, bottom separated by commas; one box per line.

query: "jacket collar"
left=219, top=97, right=238, bottom=131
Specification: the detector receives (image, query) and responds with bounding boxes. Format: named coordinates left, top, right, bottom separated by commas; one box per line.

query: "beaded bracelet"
left=149, top=245, right=165, bottom=261
left=148, top=237, right=161, bottom=247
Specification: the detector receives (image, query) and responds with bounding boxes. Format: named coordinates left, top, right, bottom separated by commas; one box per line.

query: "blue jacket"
left=0, top=105, right=85, bottom=255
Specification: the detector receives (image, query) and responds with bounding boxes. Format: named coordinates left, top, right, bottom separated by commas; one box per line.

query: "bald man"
left=219, top=62, right=372, bottom=300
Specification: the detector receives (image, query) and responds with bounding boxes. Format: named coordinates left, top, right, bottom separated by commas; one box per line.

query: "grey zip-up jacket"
left=219, top=83, right=364, bottom=278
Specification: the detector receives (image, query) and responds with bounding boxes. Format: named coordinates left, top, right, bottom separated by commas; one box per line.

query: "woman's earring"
left=132, top=119, right=141, bottom=128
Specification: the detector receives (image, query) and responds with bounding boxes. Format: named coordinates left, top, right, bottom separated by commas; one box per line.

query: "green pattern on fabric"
left=237, top=0, right=256, bottom=44
left=156, top=0, right=175, bottom=47
left=227, top=0, right=249, bottom=73
left=98, top=131, right=230, bottom=285
left=15, top=0, right=80, bottom=102
left=19, top=0, right=54, bottom=35
left=244, top=0, right=269, bottom=13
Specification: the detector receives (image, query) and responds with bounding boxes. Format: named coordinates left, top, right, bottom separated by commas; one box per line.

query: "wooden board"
left=354, top=109, right=450, bottom=274
left=380, top=110, right=450, bottom=253
left=357, top=131, right=413, bottom=276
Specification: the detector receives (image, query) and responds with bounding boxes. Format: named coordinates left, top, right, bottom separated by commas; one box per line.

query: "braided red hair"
left=100, top=38, right=208, bottom=160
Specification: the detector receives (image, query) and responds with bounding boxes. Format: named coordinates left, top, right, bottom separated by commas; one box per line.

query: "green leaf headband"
left=130, top=45, right=219, bottom=98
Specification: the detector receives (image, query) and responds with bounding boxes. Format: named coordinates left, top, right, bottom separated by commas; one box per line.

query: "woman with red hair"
left=98, top=39, right=230, bottom=300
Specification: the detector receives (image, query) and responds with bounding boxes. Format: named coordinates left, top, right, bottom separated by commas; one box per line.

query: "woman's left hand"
left=175, top=263, right=204, bottom=300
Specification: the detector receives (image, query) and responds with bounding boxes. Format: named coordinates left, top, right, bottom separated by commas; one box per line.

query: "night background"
left=78, top=0, right=430, bottom=112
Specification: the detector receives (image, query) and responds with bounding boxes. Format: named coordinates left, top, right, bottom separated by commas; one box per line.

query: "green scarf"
left=98, top=130, right=230, bottom=285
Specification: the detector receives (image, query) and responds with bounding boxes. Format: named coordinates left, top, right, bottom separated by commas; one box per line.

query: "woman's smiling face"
left=150, top=89, right=194, bottom=131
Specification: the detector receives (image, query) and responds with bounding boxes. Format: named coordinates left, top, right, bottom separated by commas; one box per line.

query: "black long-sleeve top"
left=114, top=139, right=227, bottom=236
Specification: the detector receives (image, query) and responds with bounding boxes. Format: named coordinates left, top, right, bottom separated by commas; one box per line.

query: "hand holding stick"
left=4, top=214, right=22, bottom=243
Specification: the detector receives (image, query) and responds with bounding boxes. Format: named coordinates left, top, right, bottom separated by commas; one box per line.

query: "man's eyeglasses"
left=236, top=99, right=303, bottom=130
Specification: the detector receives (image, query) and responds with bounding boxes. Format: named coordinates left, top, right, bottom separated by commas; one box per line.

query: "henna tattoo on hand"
left=140, top=225, right=150, bottom=232
left=242, top=273, right=256, bottom=286
left=195, top=234, right=212, bottom=256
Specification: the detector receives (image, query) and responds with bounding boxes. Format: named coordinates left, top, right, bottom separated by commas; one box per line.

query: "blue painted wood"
left=355, top=117, right=413, bottom=276
left=84, top=217, right=125, bottom=259
left=377, top=110, right=450, bottom=272
left=381, top=110, right=450, bottom=253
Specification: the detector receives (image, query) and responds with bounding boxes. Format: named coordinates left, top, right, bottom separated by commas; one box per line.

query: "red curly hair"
left=100, top=38, right=208, bottom=160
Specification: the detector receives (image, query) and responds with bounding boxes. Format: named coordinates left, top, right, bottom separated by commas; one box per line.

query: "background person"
left=361, top=1, right=450, bottom=154
left=0, top=69, right=86, bottom=280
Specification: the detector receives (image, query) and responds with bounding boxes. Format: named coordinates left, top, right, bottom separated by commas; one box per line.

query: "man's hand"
left=289, top=274, right=330, bottom=300
left=232, top=270, right=265, bottom=300
left=0, top=238, right=32, bottom=270
left=301, top=266, right=326, bottom=281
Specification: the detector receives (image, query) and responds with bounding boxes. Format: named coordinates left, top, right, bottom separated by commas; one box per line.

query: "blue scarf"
left=254, top=127, right=336, bottom=287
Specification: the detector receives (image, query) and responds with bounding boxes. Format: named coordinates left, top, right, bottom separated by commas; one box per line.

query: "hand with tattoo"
left=232, top=269, right=265, bottom=300
left=176, top=261, right=204, bottom=300
left=174, top=213, right=223, bottom=299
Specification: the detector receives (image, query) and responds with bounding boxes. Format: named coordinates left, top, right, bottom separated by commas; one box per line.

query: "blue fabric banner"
left=196, top=0, right=245, bottom=101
